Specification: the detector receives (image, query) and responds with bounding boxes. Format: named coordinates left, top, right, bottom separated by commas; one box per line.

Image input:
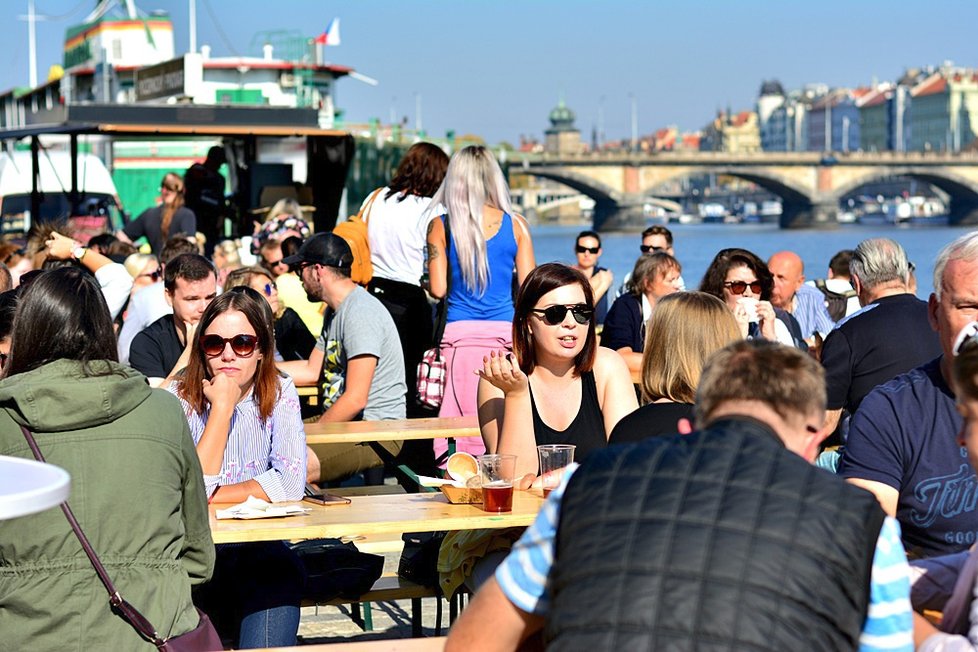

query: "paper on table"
left=215, top=495, right=310, bottom=520
left=417, top=475, right=466, bottom=488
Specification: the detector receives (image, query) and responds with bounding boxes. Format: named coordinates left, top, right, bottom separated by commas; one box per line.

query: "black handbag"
left=19, top=425, right=223, bottom=651
left=289, top=538, right=384, bottom=602
left=397, top=531, right=447, bottom=589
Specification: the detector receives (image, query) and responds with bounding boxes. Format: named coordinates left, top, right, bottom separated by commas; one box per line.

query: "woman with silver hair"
left=426, top=145, right=535, bottom=459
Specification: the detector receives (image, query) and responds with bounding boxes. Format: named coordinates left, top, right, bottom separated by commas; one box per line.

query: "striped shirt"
left=170, top=374, right=307, bottom=502
left=496, top=465, right=913, bottom=651
left=793, top=283, right=837, bottom=338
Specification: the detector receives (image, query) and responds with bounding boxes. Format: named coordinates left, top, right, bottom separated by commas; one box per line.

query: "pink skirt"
left=434, top=320, right=512, bottom=462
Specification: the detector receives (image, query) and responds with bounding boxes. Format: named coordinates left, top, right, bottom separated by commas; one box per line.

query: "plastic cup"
left=537, top=444, right=576, bottom=498
left=478, top=454, right=517, bottom=512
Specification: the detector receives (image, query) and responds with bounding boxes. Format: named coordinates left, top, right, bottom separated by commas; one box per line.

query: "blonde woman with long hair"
left=609, top=291, right=741, bottom=444
left=117, top=172, right=196, bottom=256
left=426, top=145, right=535, bottom=459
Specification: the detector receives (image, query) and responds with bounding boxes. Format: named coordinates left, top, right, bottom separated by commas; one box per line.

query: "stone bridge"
left=505, top=151, right=978, bottom=230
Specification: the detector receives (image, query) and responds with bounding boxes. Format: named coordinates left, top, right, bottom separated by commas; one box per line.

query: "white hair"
left=429, top=145, right=513, bottom=294
left=934, top=231, right=978, bottom=300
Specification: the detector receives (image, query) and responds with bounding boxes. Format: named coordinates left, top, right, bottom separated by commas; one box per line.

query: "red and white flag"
left=314, top=18, right=341, bottom=46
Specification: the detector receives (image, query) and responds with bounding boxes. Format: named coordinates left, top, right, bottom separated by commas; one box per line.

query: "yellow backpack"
left=333, top=189, right=381, bottom=286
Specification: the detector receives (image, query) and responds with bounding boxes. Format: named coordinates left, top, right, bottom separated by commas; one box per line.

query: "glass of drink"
left=478, top=454, right=517, bottom=513
left=537, top=444, right=575, bottom=498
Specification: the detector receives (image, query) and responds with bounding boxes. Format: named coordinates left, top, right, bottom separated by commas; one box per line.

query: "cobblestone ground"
left=297, top=552, right=456, bottom=645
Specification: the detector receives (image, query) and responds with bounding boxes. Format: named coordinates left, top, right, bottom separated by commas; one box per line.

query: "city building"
left=544, top=99, right=583, bottom=155
left=700, top=110, right=761, bottom=154
left=807, top=87, right=870, bottom=152
left=909, top=66, right=978, bottom=152
left=762, top=84, right=826, bottom=152
left=757, top=80, right=786, bottom=151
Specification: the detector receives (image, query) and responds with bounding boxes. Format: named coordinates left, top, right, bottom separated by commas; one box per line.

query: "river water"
left=530, top=221, right=978, bottom=298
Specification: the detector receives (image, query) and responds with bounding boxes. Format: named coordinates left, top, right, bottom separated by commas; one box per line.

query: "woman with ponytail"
left=118, top=172, right=196, bottom=256
left=425, top=145, right=535, bottom=459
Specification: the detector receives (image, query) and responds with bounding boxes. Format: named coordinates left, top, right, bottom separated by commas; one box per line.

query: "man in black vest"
left=447, top=340, right=913, bottom=651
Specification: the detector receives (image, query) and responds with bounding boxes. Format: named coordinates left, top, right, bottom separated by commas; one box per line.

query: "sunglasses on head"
left=640, top=244, right=665, bottom=254
left=199, top=333, right=259, bottom=358
left=575, top=245, right=600, bottom=255
left=530, top=304, right=594, bottom=326
left=723, top=280, right=763, bottom=295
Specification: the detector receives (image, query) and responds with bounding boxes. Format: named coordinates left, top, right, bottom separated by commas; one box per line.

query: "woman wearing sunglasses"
left=479, top=263, right=637, bottom=478
left=439, top=264, right=637, bottom=597
left=601, top=251, right=683, bottom=373
left=700, top=247, right=804, bottom=348
left=223, top=266, right=316, bottom=362
left=170, top=286, right=306, bottom=648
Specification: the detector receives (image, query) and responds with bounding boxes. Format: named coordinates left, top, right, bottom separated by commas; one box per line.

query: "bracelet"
left=207, top=485, right=220, bottom=504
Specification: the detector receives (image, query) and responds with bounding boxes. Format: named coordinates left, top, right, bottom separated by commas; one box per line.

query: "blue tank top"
left=445, top=212, right=518, bottom=322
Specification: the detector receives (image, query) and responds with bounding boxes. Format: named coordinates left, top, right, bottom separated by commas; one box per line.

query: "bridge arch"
left=829, top=167, right=978, bottom=225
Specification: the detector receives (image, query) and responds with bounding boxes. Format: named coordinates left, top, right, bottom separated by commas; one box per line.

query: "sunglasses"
left=530, top=304, right=594, bottom=326
left=0, top=352, right=7, bottom=369
left=575, top=245, right=600, bottom=255
left=640, top=244, right=666, bottom=254
left=199, top=333, right=259, bottom=358
left=260, top=282, right=275, bottom=297
left=139, top=270, right=161, bottom=282
left=723, top=280, right=763, bottom=295
left=262, top=257, right=283, bottom=268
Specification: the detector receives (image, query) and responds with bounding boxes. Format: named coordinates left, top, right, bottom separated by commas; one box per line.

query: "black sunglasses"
left=0, top=352, right=7, bottom=369
left=575, top=245, right=600, bottom=255
left=723, top=280, right=763, bottom=295
left=199, top=333, right=259, bottom=357
left=139, top=270, right=161, bottom=282
left=262, top=256, right=283, bottom=269
left=640, top=244, right=666, bottom=254
left=530, top=304, right=594, bottom=326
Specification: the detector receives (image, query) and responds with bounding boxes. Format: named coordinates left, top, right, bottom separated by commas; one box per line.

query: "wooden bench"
left=302, top=575, right=443, bottom=637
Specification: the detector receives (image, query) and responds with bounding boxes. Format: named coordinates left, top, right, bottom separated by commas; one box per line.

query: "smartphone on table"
left=303, top=483, right=352, bottom=507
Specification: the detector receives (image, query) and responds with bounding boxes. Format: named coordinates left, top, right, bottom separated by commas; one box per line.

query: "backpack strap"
left=358, top=188, right=384, bottom=224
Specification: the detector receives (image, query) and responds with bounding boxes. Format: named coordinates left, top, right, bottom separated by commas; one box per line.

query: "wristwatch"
left=72, top=245, right=88, bottom=261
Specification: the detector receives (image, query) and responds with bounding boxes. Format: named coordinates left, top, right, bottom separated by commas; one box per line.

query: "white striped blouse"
left=170, top=374, right=307, bottom=502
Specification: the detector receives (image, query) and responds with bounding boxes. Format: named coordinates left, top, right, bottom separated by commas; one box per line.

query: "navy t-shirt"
left=839, top=357, right=978, bottom=558
left=600, top=292, right=642, bottom=352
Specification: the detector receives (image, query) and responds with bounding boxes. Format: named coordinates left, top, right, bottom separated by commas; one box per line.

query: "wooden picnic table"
left=210, top=489, right=543, bottom=544
left=304, top=416, right=480, bottom=445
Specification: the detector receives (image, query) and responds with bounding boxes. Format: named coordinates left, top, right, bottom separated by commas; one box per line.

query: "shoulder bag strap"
left=19, top=425, right=166, bottom=647
left=432, top=216, right=451, bottom=347
left=358, top=188, right=384, bottom=224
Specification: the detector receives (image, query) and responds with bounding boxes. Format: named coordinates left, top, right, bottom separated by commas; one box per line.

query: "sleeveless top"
left=546, top=417, right=885, bottom=651
left=445, top=212, right=518, bottom=323
left=530, top=371, right=606, bottom=463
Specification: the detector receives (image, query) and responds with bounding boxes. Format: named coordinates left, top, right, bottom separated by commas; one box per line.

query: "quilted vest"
left=546, top=417, right=885, bottom=652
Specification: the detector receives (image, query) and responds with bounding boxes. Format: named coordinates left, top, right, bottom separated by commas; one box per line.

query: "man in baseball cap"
left=279, top=232, right=407, bottom=483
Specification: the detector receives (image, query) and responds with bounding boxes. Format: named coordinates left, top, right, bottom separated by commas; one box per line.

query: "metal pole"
left=30, top=136, right=40, bottom=227
left=189, top=0, right=197, bottom=53
left=69, top=134, right=79, bottom=218
left=28, top=0, right=37, bottom=88
left=630, top=93, right=638, bottom=152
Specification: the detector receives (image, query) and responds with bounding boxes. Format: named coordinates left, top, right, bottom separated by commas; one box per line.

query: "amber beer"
left=477, top=454, right=517, bottom=513
left=483, top=481, right=514, bottom=512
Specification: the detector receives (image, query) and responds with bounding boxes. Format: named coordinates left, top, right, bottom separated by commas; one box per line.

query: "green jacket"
left=0, top=360, right=215, bottom=651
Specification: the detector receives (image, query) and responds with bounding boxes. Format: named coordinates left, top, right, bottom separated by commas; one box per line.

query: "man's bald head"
left=768, top=251, right=805, bottom=310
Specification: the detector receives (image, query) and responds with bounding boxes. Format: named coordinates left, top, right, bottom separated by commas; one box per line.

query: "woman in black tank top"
left=476, top=263, right=638, bottom=479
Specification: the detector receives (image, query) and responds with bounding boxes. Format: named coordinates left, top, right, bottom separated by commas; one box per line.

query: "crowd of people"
left=5, top=141, right=978, bottom=650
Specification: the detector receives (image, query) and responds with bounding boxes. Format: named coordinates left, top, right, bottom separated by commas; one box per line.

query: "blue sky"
left=3, top=0, right=976, bottom=144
